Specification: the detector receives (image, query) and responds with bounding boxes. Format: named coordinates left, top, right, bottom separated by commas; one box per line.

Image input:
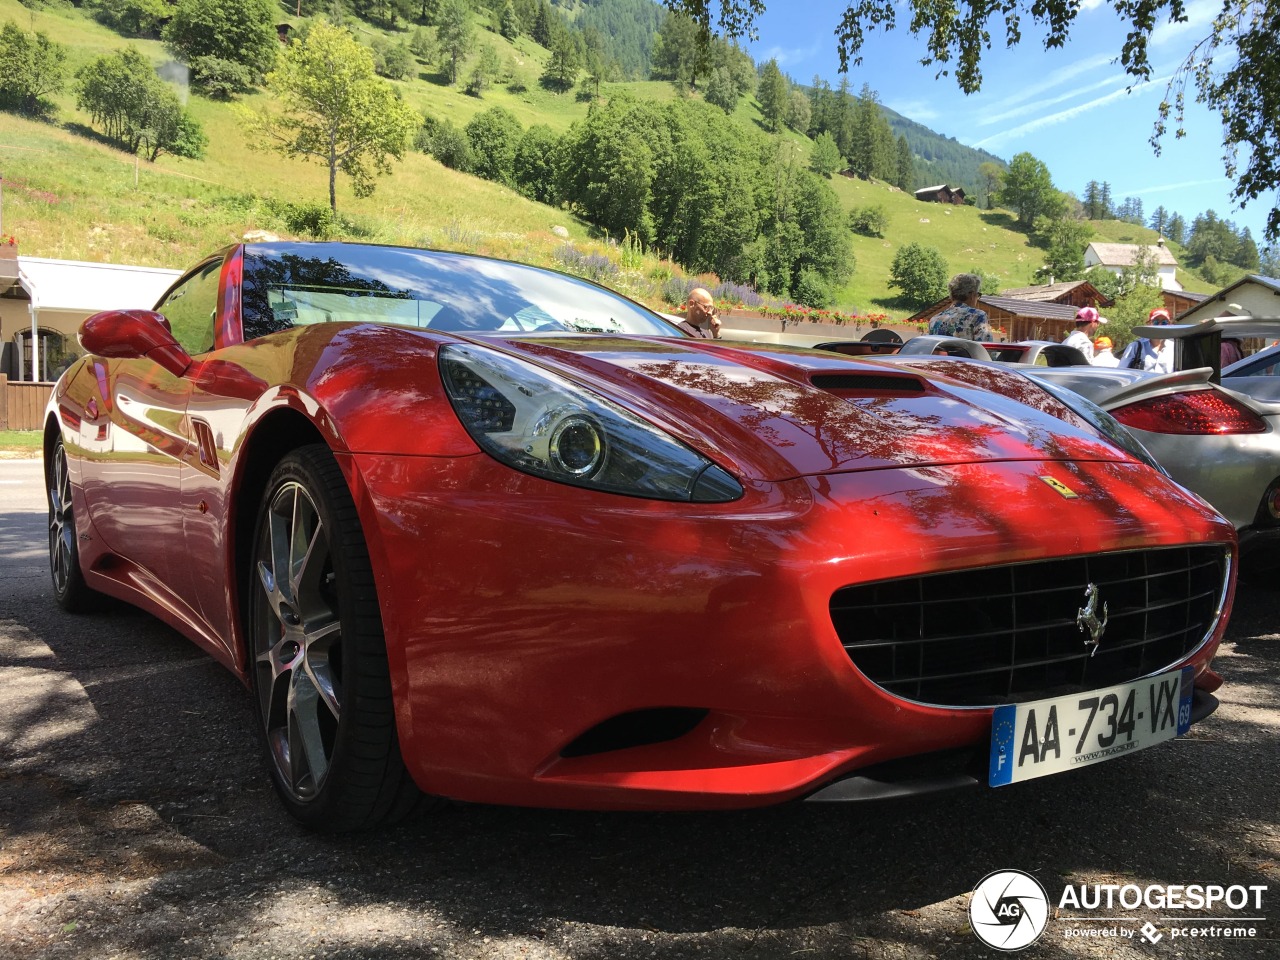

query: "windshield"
left=239, top=242, right=679, bottom=341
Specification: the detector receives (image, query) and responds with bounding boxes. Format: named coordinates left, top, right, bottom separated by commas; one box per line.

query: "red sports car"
left=45, top=242, right=1236, bottom=830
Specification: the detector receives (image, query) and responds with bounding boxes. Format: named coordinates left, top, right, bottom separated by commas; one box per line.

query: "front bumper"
left=347, top=451, right=1236, bottom=810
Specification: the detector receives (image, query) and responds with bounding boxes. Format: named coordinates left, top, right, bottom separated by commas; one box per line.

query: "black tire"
left=46, top=436, right=102, bottom=613
left=248, top=445, right=426, bottom=831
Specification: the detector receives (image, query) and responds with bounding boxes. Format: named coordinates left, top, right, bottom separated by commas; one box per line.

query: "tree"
left=978, top=161, right=1003, bottom=210
left=651, top=12, right=707, bottom=88
left=499, top=0, right=520, bottom=40
left=787, top=88, right=810, bottom=134
left=1034, top=216, right=1093, bottom=282
left=465, top=106, right=523, bottom=184
left=889, top=241, right=948, bottom=306
left=657, top=0, right=1280, bottom=241
left=1148, top=205, right=1172, bottom=237
left=848, top=83, right=894, bottom=181
left=162, top=0, right=277, bottom=90
left=76, top=47, right=206, bottom=160
left=894, top=134, right=913, bottom=191
left=756, top=58, right=787, bottom=132
left=998, top=152, right=1059, bottom=226
left=238, top=21, right=419, bottom=212
left=541, top=31, right=579, bottom=91
left=849, top=204, right=887, bottom=237
left=466, top=42, right=502, bottom=95
left=436, top=0, right=474, bottom=85
left=0, top=21, right=67, bottom=118
left=88, top=0, right=171, bottom=38
left=809, top=130, right=842, bottom=178
left=373, top=38, right=415, bottom=80
left=513, top=123, right=560, bottom=204
left=1167, top=212, right=1187, bottom=245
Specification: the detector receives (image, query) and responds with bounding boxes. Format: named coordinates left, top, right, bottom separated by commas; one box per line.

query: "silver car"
left=887, top=327, right=1280, bottom=571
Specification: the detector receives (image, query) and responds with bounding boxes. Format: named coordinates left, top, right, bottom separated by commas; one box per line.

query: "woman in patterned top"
left=927, top=273, right=994, bottom=341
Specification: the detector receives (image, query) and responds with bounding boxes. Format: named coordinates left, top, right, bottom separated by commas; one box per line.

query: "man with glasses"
left=676, top=287, right=723, bottom=339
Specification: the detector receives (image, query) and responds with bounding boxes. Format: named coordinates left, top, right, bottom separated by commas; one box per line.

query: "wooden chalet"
left=908, top=297, right=1091, bottom=343
left=909, top=280, right=1115, bottom=342
left=913, top=184, right=967, bottom=205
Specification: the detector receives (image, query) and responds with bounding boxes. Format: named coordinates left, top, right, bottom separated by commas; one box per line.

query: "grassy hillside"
left=0, top=0, right=1217, bottom=318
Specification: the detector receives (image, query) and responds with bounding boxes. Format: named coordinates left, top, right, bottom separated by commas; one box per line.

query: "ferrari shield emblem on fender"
left=1076, top=583, right=1108, bottom=656
left=1039, top=476, right=1078, bottom=499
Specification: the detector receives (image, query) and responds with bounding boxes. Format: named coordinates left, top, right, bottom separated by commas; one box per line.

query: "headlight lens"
left=440, top=344, right=743, bottom=502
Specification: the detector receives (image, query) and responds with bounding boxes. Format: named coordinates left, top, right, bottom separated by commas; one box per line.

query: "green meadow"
left=0, top=0, right=1210, bottom=317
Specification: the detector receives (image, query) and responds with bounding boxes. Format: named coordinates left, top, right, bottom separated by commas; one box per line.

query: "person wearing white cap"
left=1064, top=306, right=1106, bottom=361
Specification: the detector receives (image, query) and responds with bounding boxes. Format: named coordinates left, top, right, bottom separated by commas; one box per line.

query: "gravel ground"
left=1, top=456, right=1277, bottom=959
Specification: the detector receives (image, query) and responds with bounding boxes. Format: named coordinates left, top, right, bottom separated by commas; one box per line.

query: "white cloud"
left=1150, top=0, right=1219, bottom=48
left=973, top=75, right=1169, bottom=149
left=1119, top=176, right=1233, bottom=195
left=976, top=71, right=1129, bottom=126
left=886, top=98, right=940, bottom=122
left=756, top=42, right=822, bottom=70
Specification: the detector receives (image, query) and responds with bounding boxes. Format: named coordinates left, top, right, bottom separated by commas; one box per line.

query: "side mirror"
left=79, top=309, right=192, bottom=377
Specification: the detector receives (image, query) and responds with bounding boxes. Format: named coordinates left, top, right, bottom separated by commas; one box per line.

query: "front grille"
left=831, top=546, right=1229, bottom=707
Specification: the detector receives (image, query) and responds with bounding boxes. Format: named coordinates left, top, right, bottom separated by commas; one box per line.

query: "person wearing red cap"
left=1064, top=306, right=1106, bottom=360
left=1118, top=307, right=1174, bottom=373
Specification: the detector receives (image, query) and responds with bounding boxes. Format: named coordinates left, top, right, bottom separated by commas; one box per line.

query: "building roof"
left=1085, top=242, right=1179, bottom=267
left=915, top=185, right=949, bottom=195
left=14, top=256, right=182, bottom=312
left=999, top=280, right=1105, bottom=302
left=979, top=297, right=1083, bottom=321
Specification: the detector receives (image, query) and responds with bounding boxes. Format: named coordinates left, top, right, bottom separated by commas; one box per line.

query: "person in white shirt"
left=1118, top=308, right=1175, bottom=373
left=1064, top=306, right=1106, bottom=361
left=1091, top=336, right=1120, bottom=367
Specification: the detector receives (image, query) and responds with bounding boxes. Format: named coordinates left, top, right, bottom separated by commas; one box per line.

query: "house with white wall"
left=1083, top=240, right=1182, bottom=291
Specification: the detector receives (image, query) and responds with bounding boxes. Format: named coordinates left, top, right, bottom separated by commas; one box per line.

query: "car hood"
left=481, top=334, right=1138, bottom=482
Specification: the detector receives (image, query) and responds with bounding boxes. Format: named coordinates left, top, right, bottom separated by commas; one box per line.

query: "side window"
left=156, top=259, right=223, bottom=356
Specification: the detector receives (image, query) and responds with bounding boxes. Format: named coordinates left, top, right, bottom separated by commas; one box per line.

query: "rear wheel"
left=47, top=437, right=100, bottom=613
left=249, top=445, right=425, bottom=831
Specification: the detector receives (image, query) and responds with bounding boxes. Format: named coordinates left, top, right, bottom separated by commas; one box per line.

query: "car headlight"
left=1028, top=374, right=1170, bottom=476
left=440, top=344, right=743, bottom=502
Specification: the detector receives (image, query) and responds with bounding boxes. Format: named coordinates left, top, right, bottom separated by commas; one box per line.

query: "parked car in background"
left=890, top=329, right=1280, bottom=572
left=45, top=242, right=1236, bottom=829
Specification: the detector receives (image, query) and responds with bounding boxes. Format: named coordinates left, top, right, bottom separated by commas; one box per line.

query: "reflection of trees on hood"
left=630, top=352, right=1096, bottom=478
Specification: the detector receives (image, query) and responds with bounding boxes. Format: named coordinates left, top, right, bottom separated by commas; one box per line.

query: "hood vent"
left=810, top=373, right=926, bottom=394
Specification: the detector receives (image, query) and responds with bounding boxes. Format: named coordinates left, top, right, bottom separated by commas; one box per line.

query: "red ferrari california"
left=45, top=242, right=1236, bottom=830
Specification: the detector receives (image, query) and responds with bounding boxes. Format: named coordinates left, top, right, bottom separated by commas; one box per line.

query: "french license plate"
left=989, top=667, right=1194, bottom=786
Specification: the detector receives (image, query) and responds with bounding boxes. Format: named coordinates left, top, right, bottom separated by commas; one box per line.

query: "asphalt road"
left=1, top=455, right=1277, bottom=960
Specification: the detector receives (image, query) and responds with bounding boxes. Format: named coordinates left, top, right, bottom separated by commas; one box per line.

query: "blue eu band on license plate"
left=988, top=667, right=1194, bottom=787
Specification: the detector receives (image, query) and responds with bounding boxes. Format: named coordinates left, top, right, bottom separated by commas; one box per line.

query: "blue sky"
left=743, top=0, right=1272, bottom=244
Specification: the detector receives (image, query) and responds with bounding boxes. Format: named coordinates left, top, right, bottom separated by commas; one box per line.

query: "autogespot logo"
left=970, top=869, right=1050, bottom=951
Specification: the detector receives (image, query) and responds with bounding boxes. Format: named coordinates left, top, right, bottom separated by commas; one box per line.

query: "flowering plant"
left=0, top=235, right=15, bottom=246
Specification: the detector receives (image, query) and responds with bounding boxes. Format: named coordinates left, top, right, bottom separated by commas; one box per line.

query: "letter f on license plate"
left=988, top=667, right=1193, bottom=786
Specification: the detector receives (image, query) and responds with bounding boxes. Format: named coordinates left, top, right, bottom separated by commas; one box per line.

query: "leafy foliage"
left=465, top=106, right=523, bottom=185
left=87, top=0, right=170, bottom=38
left=848, top=203, right=887, bottom=237
left=0, top=20, right=66, bottom=118
left=238, top=20, right=420, bottom=212
left=809, top=131, right=842, bottom=178
left=163, top=0, right=278, bottom=91
left=660, top=0, right=1280, bottom=240
left=1033, top=216, right=1093, bottom=282
left=999, top=152, right=1062, bottom=227
left=889, top=241, right=948, bottom=306
left=75, top=47, right=206, bottom=161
